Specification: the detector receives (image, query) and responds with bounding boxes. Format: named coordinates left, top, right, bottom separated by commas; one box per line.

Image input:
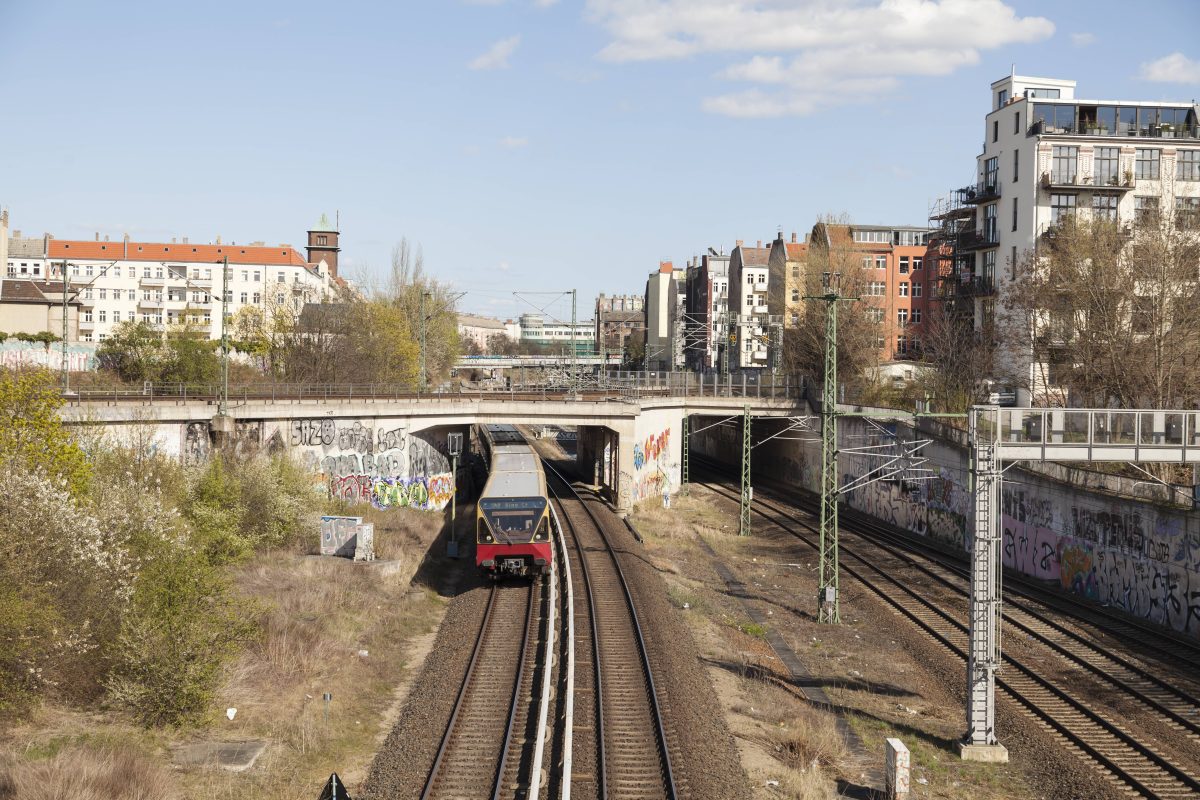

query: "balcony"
left=78, top=317, right=95, bottom=330
left=958, top=228, right=999, bottom=252
left=958, top=275, right=996, bottom=297
left=139, top=275, right=166, bottom=286
left=1040, top=172, right=1132, bottom=192
left=138, top=296, right=165, bottom=309
left=1029, top=119, right=1200, bottom=140
left=963, top=181, right=1001, bottom=205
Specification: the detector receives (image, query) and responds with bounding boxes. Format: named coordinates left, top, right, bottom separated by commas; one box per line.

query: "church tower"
left=306, top=213, right=340, bottom=277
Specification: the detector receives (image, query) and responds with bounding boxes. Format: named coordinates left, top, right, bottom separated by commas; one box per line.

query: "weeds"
left=0, top=743, right=177, bottom=800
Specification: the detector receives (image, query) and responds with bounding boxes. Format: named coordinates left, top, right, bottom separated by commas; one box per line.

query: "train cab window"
left=534, top=518, right=549, bottom=542
left=477, top=519, right=494, bottom=543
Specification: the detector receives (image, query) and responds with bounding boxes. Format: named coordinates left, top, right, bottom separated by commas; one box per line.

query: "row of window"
left=859, top=255, right=925, bottom=270
left=851, top=230, right=930, bottom=246
left=56, top=263, right=308, bottom=284
left=1049, top=146, right=1198, bottom=182
left=1048, top=193, right=1199, bottom=224
left=864, top=281, right=927, bottom=297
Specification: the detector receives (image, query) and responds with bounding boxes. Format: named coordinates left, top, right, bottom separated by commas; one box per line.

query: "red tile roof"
left=785, top=242, right=808, bottom=260
left=738, top=246, right=771, bottom=267
left=48, top=240, right=310, bottom=266
left=659, top=260, right=674, bottom=273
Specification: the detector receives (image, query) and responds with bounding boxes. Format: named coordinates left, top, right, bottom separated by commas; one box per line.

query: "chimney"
left=736, top=239, right=744, bottom=247
left=12, top=230, right=20, bottom=238
left=104, top=235, right=109, bottom=242
left=171, top=237, right=177, bottom=244
left=216, top=235, right=222, bottom=245
left=182, top=236, right=188, bottom=244
left=94, top=232, right=99, bottom=241
left=757, top=240, right=762, bottom=249
left=791, top=231, right=798, bottom=243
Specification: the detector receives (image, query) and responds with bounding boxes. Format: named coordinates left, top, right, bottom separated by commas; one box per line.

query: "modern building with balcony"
left=5, top=214, right=345, bottom=343
left=728, top=241, right=774, bottom=370
left=683, top=248, right=730, bottom=371
left=965, top=73, right=1200, bottom=401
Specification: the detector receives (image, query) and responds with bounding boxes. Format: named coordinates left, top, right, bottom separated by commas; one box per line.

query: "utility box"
left=885, top=738, right=910, bottom=799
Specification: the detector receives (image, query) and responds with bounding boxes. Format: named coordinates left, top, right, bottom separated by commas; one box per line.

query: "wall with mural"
left=0, top=341, right=96, bottom=371
left=693, top=412, right=1200, bottom=639
left=623, top=410, right=681, bottom=507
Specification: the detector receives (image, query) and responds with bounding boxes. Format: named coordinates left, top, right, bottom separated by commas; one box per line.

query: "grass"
left=0, top=743, right=177, bottom=800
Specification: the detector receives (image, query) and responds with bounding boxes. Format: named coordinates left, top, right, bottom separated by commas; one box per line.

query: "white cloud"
left=584, top=0, right=1055, bottom=117
left=500, top=135, right=529, bottom=148
left=469, top=35, right=521, bottom=70
left=498, top=260, right=511, bottom=271
left=1070, top=32, right=1095, bottom=47
left=535, top=0, right=560, bottom=6
left=1139, top=52, right=1200, bottom=85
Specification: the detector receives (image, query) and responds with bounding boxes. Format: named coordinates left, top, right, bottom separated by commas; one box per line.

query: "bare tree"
left=1004, top=212, right=1200, bottom=407
left=784, top=216, right=885, bottom=396
left=914, top=303, right=995, bottom=412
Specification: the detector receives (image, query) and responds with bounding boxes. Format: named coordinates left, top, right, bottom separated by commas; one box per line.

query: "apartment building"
left=767, top=231, right=807, bottom=328
left=457, top=314, right=512, bottom=350
left=953, top=73, right=1200, bottom=400
left=644, top=260, right=685, bottom=371
left=807, top=222, right=932, bottom=362
left=5, top=214, right=344, bottom=343
left=683, top=248, right=730, bottom=371
left=728, top=241, right=773, bottom=370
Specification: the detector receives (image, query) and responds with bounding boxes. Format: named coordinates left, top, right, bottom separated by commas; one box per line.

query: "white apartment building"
left=728, top=241, right=772, bottom=369
left=4, top=215, right=343, bottom=343
left=966, top=74, right=1200, bottom=401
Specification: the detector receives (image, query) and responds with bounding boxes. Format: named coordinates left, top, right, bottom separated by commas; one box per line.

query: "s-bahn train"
left=476, top=424, right=553, bottom=578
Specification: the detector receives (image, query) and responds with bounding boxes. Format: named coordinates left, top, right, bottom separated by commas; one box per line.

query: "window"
left=128, top=311, right=135, bottom=321
left=874, top=255, right=887, bottom=269
left=1050, top=194, right=1076, bottom=224
left=875, top=336, right=886, bottom=350
left=155, top=267, right=163, bottom=279
left=1027, top=87, right=1060, bottom=99
left=913, top=283, right=923, bottom=298
left=84, top=288, right=93, bottom=300
left=83, top=311, right=93, bottom=323
left=98, top=288, right=106, bottom=300
left=992, top=119, right=999, bottom=142
left=899, top=256, right=910, bottom=274
left=983, top=250, right=997, bottom=279
left=71, top=265, right=79, bottom=276
left=861, top=256, right=872, bottom=269
left=1135, top=149, right=1160, bottom=180
left=1010, top=246, right=1017, bottom=280
left=253, top=271, right=260, bottom=281
left=746, top=275, right=754, bottom=285
left=1176, top=197, right=1200, bottom=228
left=277, top=272, right=286, bottom=283
left=867, top=308, right=885, bottom=323
left=898, top=282, right=909, bottom=297
left=996, top=89, right=1008, bottom=109
left=895, top=230, right=927, bottom=246
left=317, top=234, right=328, bottom=245
left=984, top=203, right=998, bottom=241
left=1178, top=151, right=1200, bottom=181
left=1052, top=145, right=1078, bottom=183
left=984, top=156, right=998, bottom=188
left=897, top=335, right=909, bottom=355
left=1088, top=194, right=1118, bottom=222
left=898, top=309, right=909, bottom=325
left=253, top=292, right=261, bottom=304
left=85, top=265, right=93, bottom=277
left=276, top=293, right=284, bottom=304
left=912, top=257, right=923, bottom=271
left=1014, top=111, right=1020, bottom=134
left=1135, top=196, right=1159, bottom=223
left=241, top=270, right=248, bottom=281
left=853, top=230, right=890, bottom=243
left=114, top=266, right=121, bottom=277
left=128, top=289, right=136, bottom=300
left=1012, top=197, right=1019, bottom=231
left=98, top=310, right=107, bottom=323
left=240, top=292, right=248, bottom=303
left=1095, top=147, right=1120, bottom=185
left=868, top=281, right=886, bottom=296
left=98, top=334, right=107, bottom=342
left=82, top=334, right=92, bottom=342
left=142, top=266, right=150, bottom=278
left=912, top=309, right=922, bottom=324
left=1013, top=149, right=1019, bottom=182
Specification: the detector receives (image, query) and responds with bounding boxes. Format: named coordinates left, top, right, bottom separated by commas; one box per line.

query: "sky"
left=2, top=0, right=1199, bottom=323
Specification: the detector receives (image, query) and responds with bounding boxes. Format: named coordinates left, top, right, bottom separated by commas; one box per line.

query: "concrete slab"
left=173, top=740, right=268, bottom=772
left=958, top=742, right=1009, bottom=763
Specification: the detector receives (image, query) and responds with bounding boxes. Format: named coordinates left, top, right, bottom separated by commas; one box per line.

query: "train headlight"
left=483, top=534, right=493, bottom=543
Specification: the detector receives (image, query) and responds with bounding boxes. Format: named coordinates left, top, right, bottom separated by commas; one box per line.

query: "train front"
left=476, top=496, right=552, bottom=577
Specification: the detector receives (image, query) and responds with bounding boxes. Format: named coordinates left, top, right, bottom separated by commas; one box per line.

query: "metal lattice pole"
left=681, top=412, right=689, bottom=496
left=808, top=273, right=855, bottom=624
left=219, top=256, right=229, bottom=417
left=419, top=290, right=427, bottom=392
left=739, top=404, right=751, bottom=536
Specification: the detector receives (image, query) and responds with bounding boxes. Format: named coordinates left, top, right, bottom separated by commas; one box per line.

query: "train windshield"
left=478, top=497, right=547, bottom=542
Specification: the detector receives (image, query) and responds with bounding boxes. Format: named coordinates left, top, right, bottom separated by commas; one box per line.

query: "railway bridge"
left=61, top=385, right=804, bottom=512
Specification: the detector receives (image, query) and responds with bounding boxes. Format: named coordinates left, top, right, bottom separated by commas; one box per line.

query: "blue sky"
left=2, top=0, right=1198, bottom=322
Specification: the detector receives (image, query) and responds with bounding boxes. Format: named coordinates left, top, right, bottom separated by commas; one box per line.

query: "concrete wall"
left=694, top=413, right=1200, bottom=639
left=0, top=341, right=96, bottom=371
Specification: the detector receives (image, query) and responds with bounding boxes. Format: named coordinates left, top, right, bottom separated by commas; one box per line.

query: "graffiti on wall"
left=629, top=427, right=673, bottom=503
left=839, top=450, right=969, bottom=547
left=183, top=422, right=210, bottom=466
left=281, top=418, right=455, bottom=512
left=632, top=429, right=670, bottom=471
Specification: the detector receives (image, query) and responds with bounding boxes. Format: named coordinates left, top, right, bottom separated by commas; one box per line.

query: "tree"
left=1004, top=212, right=1200, bottom=407
left=913, top=304, right=995, bottom=412
left=96, top=321, right=167, bottom=383
left=784, top=217, right=885, bottom=397
left=0, top=368, right=91, bottom=496
left=486, top=333, right=519, bottom=356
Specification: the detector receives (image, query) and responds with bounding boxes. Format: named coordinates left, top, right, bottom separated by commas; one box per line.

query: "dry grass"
left=0, top=743, right=177, bottom=800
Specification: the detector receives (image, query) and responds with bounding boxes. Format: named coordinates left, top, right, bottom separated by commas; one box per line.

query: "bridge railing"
left=61, top=373, right=808, bottom=406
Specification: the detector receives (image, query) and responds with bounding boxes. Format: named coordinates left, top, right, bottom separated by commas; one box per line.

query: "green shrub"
left=0, top=369, right=91, bottom=496
left=105, top=544, right=256, bottom=727
left=184, top=456, right=251, bottom=564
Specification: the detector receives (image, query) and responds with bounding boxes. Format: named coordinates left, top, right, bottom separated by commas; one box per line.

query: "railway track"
left=692, top=456, right=1200, bottom=799
left=542, top=459, right=678, bottom=800
left=420, top=580, right=542, bottom=800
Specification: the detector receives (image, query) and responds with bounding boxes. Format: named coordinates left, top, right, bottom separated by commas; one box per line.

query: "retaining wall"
left=693, top=413, right=1200, bottom=639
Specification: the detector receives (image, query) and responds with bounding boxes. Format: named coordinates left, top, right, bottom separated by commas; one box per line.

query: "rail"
left=527, top=509, right=562, bottom=800
left=550, top=502, right=577, bottom=800
left=542, top=459, right=678, bottom=800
